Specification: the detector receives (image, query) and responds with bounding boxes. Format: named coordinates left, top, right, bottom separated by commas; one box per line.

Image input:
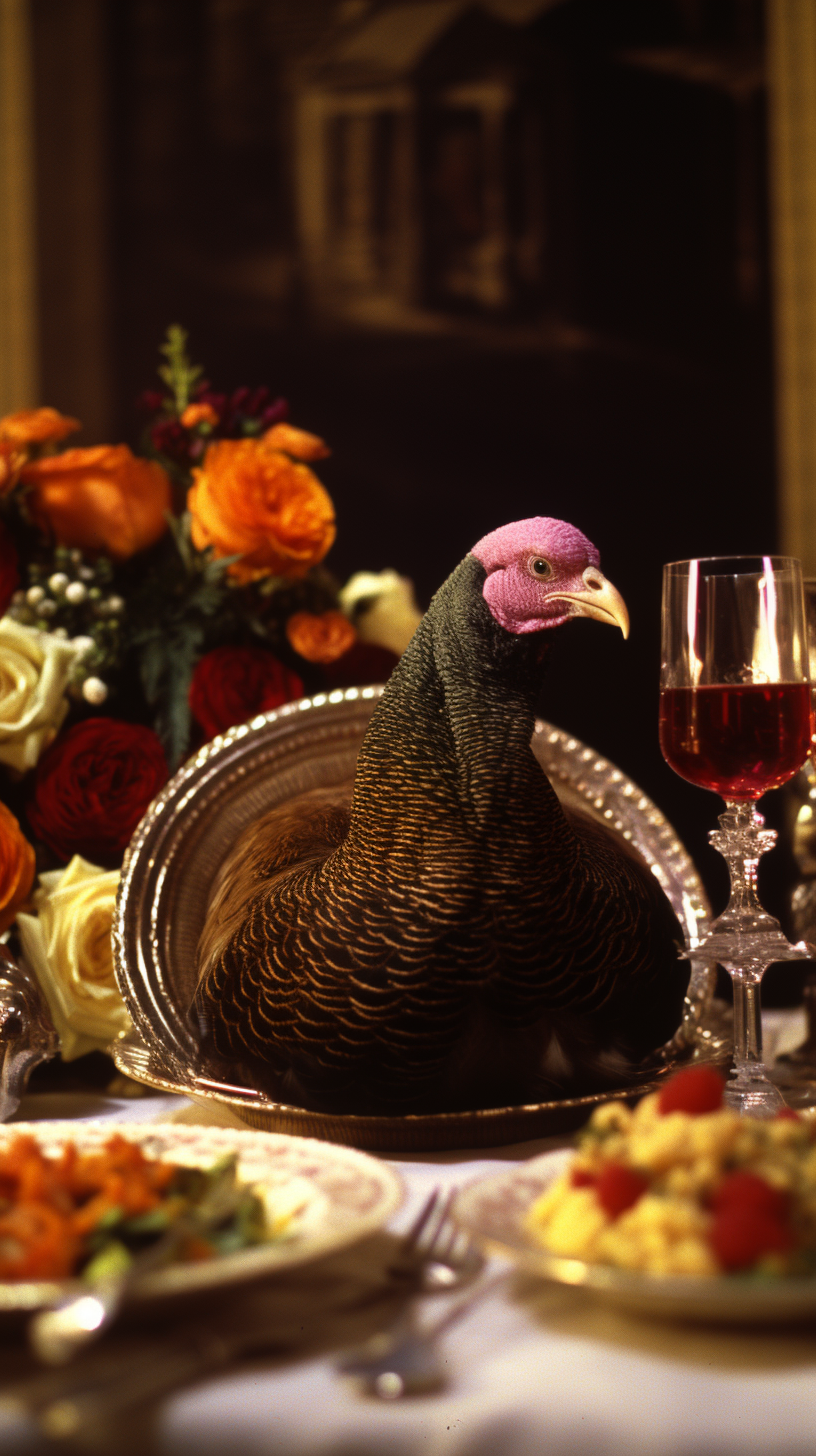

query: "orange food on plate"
left=0, top=1133, right=274, bottom=1283
left=0, top=1134, right=177, bottom=1280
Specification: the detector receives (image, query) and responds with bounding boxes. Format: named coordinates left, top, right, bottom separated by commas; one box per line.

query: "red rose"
left=0, top=521, right=19, bottom=616
left=28, top=718, right=168, bottom=865
left=189, top=646, right=304, bottom=741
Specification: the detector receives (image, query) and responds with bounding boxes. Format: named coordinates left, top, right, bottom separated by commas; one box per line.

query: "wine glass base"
left=768, top=1071, right=816, bottom=1109
left=696, top=927, right=812, bottom=968
left=724, top=1068, right=787, bottom=1118
left=768, top=1052, right=816, bottom=1107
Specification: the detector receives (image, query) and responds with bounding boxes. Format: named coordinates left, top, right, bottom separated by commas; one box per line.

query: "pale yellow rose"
left=0, top=617, right=82, bottom=771
left=17, top=856, right=129, bottom=1060
left=338, top=570, right=423, bottom=655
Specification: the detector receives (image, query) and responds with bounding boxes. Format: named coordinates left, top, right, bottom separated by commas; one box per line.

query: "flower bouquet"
left=0, top=327, right=421, bottom=1071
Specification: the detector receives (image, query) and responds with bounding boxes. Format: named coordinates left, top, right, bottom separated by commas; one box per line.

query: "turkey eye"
left=530, top=558, right=552, bottom=579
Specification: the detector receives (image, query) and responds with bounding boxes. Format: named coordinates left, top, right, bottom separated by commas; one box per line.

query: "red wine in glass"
left=659, top=682, right=813, bottom=800
left=660, top=555, right=813, bottom=1116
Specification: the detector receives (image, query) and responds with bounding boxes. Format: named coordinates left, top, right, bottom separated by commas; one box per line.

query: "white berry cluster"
left=6, top=547, right=123, bottom=704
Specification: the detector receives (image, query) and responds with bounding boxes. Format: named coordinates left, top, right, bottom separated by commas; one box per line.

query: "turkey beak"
left=551, top=568, right=630, bottom=639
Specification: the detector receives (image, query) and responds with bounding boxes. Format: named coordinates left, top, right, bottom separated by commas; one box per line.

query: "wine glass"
left=659, top=556, right=813, bottom=1115
left=775, top=579, right=816, bottom=1082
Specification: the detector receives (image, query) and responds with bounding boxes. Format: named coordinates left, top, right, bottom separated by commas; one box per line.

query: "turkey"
left=193, top=518, right=688, bottom=1115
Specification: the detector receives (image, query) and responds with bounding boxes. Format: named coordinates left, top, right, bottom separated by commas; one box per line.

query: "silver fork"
left=336, top=1186, right=497, bottom=1399
left=399, top=1186, right=485, bottom=1293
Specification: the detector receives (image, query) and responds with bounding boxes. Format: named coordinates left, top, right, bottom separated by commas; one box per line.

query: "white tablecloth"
left=2, top=1012, right=815, bottom=1456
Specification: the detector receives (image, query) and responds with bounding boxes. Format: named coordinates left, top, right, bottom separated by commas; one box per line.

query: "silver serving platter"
left=112, top=687, right=713, bottom=1151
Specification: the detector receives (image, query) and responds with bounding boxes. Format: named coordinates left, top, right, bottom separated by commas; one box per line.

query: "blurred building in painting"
left=292, top=1, right=554, bottom=329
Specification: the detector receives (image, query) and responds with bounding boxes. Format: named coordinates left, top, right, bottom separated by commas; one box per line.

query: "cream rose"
left=338, top=570, right=423, bottom=656
left=17, top=856, right=129, bottom=1059
left=0, top=617, right=82, bottom=771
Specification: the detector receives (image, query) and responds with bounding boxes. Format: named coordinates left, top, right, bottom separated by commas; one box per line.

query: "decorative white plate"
left=0, top=1122, right=402, bottom=1313
left=453, top=1148, right=816, bottom=1323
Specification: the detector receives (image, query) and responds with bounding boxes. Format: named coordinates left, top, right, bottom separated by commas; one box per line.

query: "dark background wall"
left=32, top=0, right=796, bottom=983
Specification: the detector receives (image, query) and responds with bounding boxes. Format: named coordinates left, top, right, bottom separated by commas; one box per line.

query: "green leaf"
left=157, top=325, right=204, bottom=415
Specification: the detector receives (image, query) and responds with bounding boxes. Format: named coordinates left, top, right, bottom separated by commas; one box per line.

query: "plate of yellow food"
left=0, top=1123, right=402, bottom=1315
left=453, top=1067, right=816, bottom=1322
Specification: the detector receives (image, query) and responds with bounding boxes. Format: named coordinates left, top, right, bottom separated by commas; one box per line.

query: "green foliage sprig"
left=157, top=325, right=204, bottom=414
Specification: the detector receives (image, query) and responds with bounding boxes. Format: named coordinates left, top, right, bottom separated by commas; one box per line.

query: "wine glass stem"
left=709, top=799, right=775, bottom=929
left=703, top=799, right=791, bottom=1113
left=732, top=975, right=763, bottom=1070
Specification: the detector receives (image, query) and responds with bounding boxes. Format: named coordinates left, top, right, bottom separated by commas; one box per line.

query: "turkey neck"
left=345, top=554, right=578, bottom=862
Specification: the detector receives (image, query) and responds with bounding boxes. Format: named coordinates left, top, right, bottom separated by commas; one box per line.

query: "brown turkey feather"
left=193, top=546, right=688, bottom=1115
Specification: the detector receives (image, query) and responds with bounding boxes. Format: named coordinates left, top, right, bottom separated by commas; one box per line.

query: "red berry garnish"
left=708, top=1206, right=793, bottom=1272
left=657, top=1066, right=725, bottom=1116
left=775, top=1108, right=801, bottom=1122
left=570, top=1167, right=596, bottom=1189
left=594, top=1162, right=649, bottom=1219
left=710, top=1171, right=789, bottom=1221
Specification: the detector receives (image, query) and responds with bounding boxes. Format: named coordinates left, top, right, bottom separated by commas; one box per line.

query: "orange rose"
left=0, top=802, right=36, bottom=934
left=0, top=407, right=80, bottom=448
left=181, top=402, right=219, bottom=429
left=286, top=610, right=356, bottom=664
left=261, top=423, right=330, bottom=462
left=188, top=437, right=335, bottom=583
left=0, top=442, right=25, bottom=498
left=21, top=445, right=172, bottom=560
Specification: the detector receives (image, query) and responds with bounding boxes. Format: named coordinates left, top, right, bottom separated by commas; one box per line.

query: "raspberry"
left=594, top=1162, right=648, bottom=1219
left=710, top=1171, right=789, bottom=1221
left=709, top=1205, right=793, bottom=1272
left=657, top=1066, right=725, bottom=1116
left=570, top=1167, right=596, bottom=1189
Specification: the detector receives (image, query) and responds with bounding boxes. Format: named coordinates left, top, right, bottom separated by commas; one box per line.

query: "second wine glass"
left=659, top=556, right=813, bottom=1115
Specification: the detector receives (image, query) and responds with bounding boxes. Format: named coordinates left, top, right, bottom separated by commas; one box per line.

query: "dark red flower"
left=150, top=419, right=192, bottom=464
left=0, top=521, right=19, bottom=616
left=260, top=398, right=288, bottom=430
left=137, top=390, right=165, bottom=414
left=28, top=718, right=168, bottom=865
left=189, top=646, right=304, bottom=741
left=322, top=642, right=399, bottom=689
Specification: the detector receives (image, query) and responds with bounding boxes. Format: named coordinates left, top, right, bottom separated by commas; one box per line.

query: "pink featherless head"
left=472, top=518, right=600, bottom=573
left=470, top=517, right=628, bottom=637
